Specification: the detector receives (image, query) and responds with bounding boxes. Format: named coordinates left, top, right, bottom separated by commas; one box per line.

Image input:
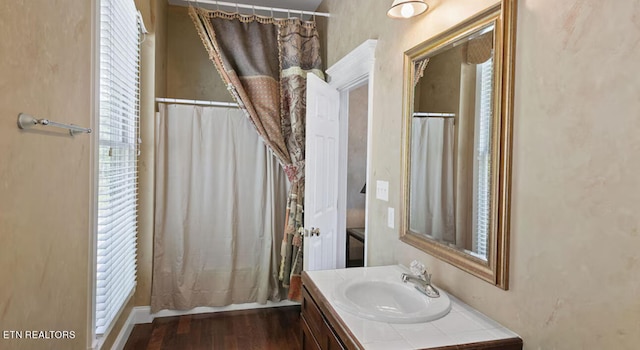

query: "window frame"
left=91, top=0, right=142, bottom=345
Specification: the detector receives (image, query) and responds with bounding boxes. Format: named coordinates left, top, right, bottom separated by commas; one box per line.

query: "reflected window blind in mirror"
left=473, top=58, right=493, bottom=258
left=95, top=0, right=141, bottom=336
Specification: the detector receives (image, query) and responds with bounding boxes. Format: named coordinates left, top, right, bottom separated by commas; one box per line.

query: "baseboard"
left=110, top=300, right=300, bottom=349
left=110, top=307, right=137, bottom=350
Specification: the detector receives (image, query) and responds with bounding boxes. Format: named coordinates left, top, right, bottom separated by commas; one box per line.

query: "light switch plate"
left=376, top=180, right=389, bottom=201
left=388, top=207, right=394, bottom=228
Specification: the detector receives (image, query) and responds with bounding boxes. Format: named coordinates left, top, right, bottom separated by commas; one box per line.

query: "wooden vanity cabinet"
left=301, top=286, right=347, bottom=350
left=302, top=272, right=361, bottom=350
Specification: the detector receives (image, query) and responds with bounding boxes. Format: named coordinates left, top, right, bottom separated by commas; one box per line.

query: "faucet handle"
left=409, top=260, right=427, bottom=277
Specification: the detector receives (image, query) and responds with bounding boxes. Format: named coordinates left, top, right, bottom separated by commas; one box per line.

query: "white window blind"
left=473, top=58, right=493, bottom=258
left=96, top=0, right=141, bottom=335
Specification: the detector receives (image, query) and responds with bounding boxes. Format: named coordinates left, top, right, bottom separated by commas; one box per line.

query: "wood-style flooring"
left=123, top=306, right=302, bottom=350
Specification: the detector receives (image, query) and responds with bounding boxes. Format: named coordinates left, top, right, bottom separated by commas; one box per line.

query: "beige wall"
left=415, top=46, right=462, bottom=115
left=0, top=1, right=92, bottom=349
left=0, top=1, right=168, bottom=349
left=318, top=0, right=640, bottom=348
left=155, top=0, right=168, bottom=99
left=166, top=5, right=233, bottom=101
left=132, top=0, right=168, bottom=311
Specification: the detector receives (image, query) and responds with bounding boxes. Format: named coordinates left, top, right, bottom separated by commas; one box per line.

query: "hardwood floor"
left=123, top=306, right=302, bottom=350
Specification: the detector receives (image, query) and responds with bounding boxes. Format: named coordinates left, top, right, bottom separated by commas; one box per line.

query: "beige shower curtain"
left=151, top=104, right=288, bottom=313
left=409, top=117, right=456, bottom=243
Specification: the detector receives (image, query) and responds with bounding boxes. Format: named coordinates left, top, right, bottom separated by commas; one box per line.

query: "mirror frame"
left=400, top=0, right=517, bottom=289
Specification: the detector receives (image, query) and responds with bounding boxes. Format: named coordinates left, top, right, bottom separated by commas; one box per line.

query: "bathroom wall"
left=414, top=46, right=462, bottom=115
left=317, top=0, right=640, bottom=348
left=0, top=1, right=168, bottom=349
left=132, top=0, right=168, bottom=311
left=166, top=5, right=234, bottom=101
left=0, top=1, right=93, bottom=349
left=155, top=0, right=168, bottom=99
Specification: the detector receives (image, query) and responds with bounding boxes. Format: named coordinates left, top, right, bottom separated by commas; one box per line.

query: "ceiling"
left=167, top=0, right=323, bottom=12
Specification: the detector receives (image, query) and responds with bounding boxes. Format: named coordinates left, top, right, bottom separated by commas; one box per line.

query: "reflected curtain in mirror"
left=409, top=117, right=455, bottom=242
left=409, top=25, right=495, bottom=260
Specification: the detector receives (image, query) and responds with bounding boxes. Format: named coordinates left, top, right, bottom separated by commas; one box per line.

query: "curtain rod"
left=187, top=0, right=331, bottom=18
left=156, top=97, right=239, bottom=107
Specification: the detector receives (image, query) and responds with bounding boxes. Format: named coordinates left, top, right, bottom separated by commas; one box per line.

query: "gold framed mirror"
left=400, top=1, right=516, bottom=289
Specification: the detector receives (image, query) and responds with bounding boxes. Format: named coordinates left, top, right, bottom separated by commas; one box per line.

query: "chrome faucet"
left=401, top=271, right=441, bottom=298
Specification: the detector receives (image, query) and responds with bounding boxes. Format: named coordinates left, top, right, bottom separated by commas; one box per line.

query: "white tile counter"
left=304, top=265, right=521, bottom=349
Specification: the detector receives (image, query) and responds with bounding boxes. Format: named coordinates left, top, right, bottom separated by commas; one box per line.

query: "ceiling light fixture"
left=387, top=0, right=428, bottom=19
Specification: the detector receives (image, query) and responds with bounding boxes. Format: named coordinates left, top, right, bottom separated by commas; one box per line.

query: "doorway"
left=304, top=40, right=377, bottom=271
left=344, top=84, right=368, bottom=267
left=330, top=39, right=377, bottom=269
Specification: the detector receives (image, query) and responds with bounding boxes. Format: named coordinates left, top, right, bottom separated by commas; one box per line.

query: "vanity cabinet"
left=302, top=285, right=348, bottom=349
left=302, top=269, right=523, bottom=350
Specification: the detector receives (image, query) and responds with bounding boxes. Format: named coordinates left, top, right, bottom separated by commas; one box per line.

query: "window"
left=95, top=0, right=141, bottom=336
left=472, top=57, right=493, bottom=258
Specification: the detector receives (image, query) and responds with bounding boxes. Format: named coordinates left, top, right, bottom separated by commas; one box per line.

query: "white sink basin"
left=333, top=279, right=451, bottom=323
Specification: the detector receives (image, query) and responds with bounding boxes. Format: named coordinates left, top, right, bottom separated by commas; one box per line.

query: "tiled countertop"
left=305, top=265, right=520, bottom=350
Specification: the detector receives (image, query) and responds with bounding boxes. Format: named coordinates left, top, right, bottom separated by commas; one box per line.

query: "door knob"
left=305, top=227, right=321, bottom=237
left=305, top=227, right=315, bottom=237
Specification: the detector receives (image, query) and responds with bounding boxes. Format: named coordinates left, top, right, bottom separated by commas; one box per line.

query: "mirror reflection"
left=408, top=23, right=495, bottom=261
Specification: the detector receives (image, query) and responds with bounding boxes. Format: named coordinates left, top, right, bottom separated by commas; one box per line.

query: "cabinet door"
left=302, top=316, right=322, bottom=350
left=325, top=330, right=345, bottom=350
left=302, top=287, right=346, bottom=350
left=302, top=288, right=325, bottom=341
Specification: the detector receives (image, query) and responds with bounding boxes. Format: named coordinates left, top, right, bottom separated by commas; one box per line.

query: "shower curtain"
left=151, top=104, right=288, bottom=313
left=189, top=8, right=323, bottom=300
left=409, top=117, right=456, bottom=243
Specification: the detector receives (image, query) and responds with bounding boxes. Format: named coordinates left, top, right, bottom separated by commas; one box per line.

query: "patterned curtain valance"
left=464, top=31, right=494, bottom=65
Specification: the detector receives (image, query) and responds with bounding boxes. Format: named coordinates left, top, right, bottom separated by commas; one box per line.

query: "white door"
left=304, top=73, right=341, bottom=271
